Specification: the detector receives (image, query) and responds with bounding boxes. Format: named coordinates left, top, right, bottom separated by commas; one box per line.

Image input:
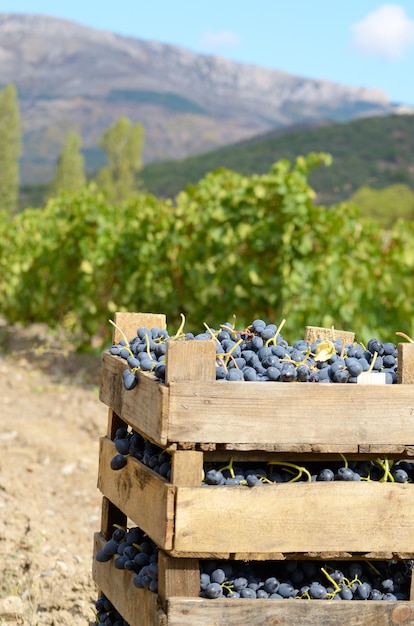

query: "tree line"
left=0, top=83, right=144, bottom=212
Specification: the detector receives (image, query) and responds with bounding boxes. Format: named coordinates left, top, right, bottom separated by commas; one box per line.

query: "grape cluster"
left=203, top=458, right=414, bottom=486
left=109, top=319, right=399, bottom=387
left=95, top=525, right=159, bottom=593
left=199, top=559, right=413, bottom=601
left=109, top=426, right=171, bottom=478
left=94, top=594, right=129, bottom=625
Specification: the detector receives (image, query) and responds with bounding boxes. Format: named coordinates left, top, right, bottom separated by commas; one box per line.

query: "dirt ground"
left=0, top=322, right=109, bottom=625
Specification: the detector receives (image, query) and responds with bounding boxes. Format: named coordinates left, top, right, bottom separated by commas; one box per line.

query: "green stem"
left=265, top=318, right=286, bottom=346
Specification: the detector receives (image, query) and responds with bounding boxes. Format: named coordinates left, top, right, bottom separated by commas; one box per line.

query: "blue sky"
left=1, top=1, right=414, bottom=104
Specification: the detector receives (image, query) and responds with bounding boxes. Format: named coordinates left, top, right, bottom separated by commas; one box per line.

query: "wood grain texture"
left=112, top=311, right=166, bottom=344
left=166, top=380, right=414, bottom=446
left=167, top=597, right=414, bottom=626
left=97, top=437, right=175, bottom=550
left=399, top=344, right=414, bottom=385
left=173, top=482, right=414, bottom=555
left=165, top=340, right=216, bottom=383
left=305, top=325, right=355, bottom=344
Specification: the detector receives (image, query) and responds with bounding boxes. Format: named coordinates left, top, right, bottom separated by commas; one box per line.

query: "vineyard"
left=1, top=152, right=414, bottom=350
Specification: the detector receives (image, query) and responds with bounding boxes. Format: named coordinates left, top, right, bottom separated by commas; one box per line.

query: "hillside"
left=0, top=13, right=407, bottom=185
left=139, top=114, right=414, bottom=204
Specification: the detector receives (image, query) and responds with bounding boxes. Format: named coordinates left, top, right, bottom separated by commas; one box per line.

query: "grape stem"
left=268, top=460, right=312, bottom=483
left=321, top=566, right=341, bottom=593
left=396, top=331, right=414, bottom=343
left=265, top=318, right=287, bottom=347
left=171, top=313, right=186, bottom=340
left=109, top=319, right=130, bottom=347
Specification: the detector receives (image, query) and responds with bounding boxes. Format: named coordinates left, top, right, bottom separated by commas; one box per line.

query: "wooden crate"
left=97, top=435, right=414, bottom=558
left=92, top=533, right=414, bottom=626
left=100, top=313, right=414, bottom=451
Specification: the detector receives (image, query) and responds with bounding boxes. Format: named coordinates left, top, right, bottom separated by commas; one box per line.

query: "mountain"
left=0, top=13, right=409, bottom=184
left=139, top=113, right=414, bottom=205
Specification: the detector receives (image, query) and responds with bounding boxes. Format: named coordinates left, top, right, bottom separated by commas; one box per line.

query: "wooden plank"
left=157, top=552, right=200, bottom=611
left=92, top=533, right=166, bottom=626
left=167, top=381, right=414, bottom=446
left=97, top=437, right=176, bottom=550
left=399, top=343, right=414, bottom=384
left=173, top=482, right=414, bottom=556
left=167, top=597, right=414, bottom=626
left=170, top=450, right=203, bottom=486
left=112, top=311, right=166, bottom=344
left=165, top=340, right=216, bottom=383
left=99, top=353, right=169, bottom=445
left=305, top=325, right=355, bottom=344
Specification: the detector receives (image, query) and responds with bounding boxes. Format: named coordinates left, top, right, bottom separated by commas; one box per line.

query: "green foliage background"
left=1, top=153, right=413, bottom=350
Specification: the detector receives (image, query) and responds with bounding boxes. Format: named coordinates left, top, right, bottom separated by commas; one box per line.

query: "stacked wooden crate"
left=93, top=312, right=414, bottom=625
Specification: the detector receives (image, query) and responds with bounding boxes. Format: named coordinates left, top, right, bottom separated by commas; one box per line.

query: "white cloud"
left=350, top=4, right=414, bottom=60
left=199, top=30, right=240, bottom=50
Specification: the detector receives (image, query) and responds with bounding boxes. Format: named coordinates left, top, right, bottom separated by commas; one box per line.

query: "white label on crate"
left=356, top=373, right=387, bottom=385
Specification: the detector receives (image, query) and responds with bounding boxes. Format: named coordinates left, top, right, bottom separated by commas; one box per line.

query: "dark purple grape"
left=110, top=454, right=128, bottom=470
left=122, top=369, right=138, bottom=390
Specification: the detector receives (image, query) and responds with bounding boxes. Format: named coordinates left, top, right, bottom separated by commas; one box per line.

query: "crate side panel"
left=167, top=381, right=414, bottom=445
left=112, top=312, right=166, bottom=344
left=100, top=353, right=168, bottom=444
left=93, top=533, right=165, bottom=626
left=167, top=598, right=414, bottom=626
left=97, top=437, right=175, bottom=550
left=173, top=483, right=414, bottom=555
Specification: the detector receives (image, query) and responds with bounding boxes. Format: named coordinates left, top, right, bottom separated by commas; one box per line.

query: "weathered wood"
left=93, top=533, right=166, bottom=626
left=165, top=340, right=216, bottom=383
left=157, top=552, right=200, bottom=611
left=100, top=352, right=414, bottom=448
left=100, top=352, right=169, bottom=445
left=305, top=325, right=355, bottom=345
left=166, top=380, right=414, bottom=446
left=97, top=437, right=176, bottom=550
left=170, top=450, right=203, bottom=486
left=112, top=311, right=166, bottom=344
left=167, top=597, right=414, bottom=626
left=173, top=482, right=414, bottom=556
left=399, top=343, right=414, bottom=385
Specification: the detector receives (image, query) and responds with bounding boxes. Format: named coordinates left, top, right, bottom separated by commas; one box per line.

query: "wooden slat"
left=99, top=353, right=169, bottom=445
left=165, top=340, right=216, bottom=383
left=92, top=533, right=166, bottom=626
left=167, top=597, right=414, bottom=626
left=399, top=343, right=414, bottom=384
left=167, top=381, right=414, bottom=446
left=305, top=325, right=355, bottom=344
left=97, top=437, right=176, bottom=550
left=170, top=450, right=203, bottom=486
left=173, top=482, right=414, bottom=556
left=112, top=311, right=166, bottom=344
left=157, top=552, right=200, bottom=611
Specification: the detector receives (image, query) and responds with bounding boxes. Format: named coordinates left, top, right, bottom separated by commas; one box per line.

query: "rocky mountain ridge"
left=0, top=13, right=407, bottom=184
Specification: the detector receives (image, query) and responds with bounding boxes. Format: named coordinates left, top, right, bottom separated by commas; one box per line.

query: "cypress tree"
left=95, top=116, right=144, bottom=202
left=50, top=130, right=86, bottom=196
left=0, top=84, right=21, bottom=213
